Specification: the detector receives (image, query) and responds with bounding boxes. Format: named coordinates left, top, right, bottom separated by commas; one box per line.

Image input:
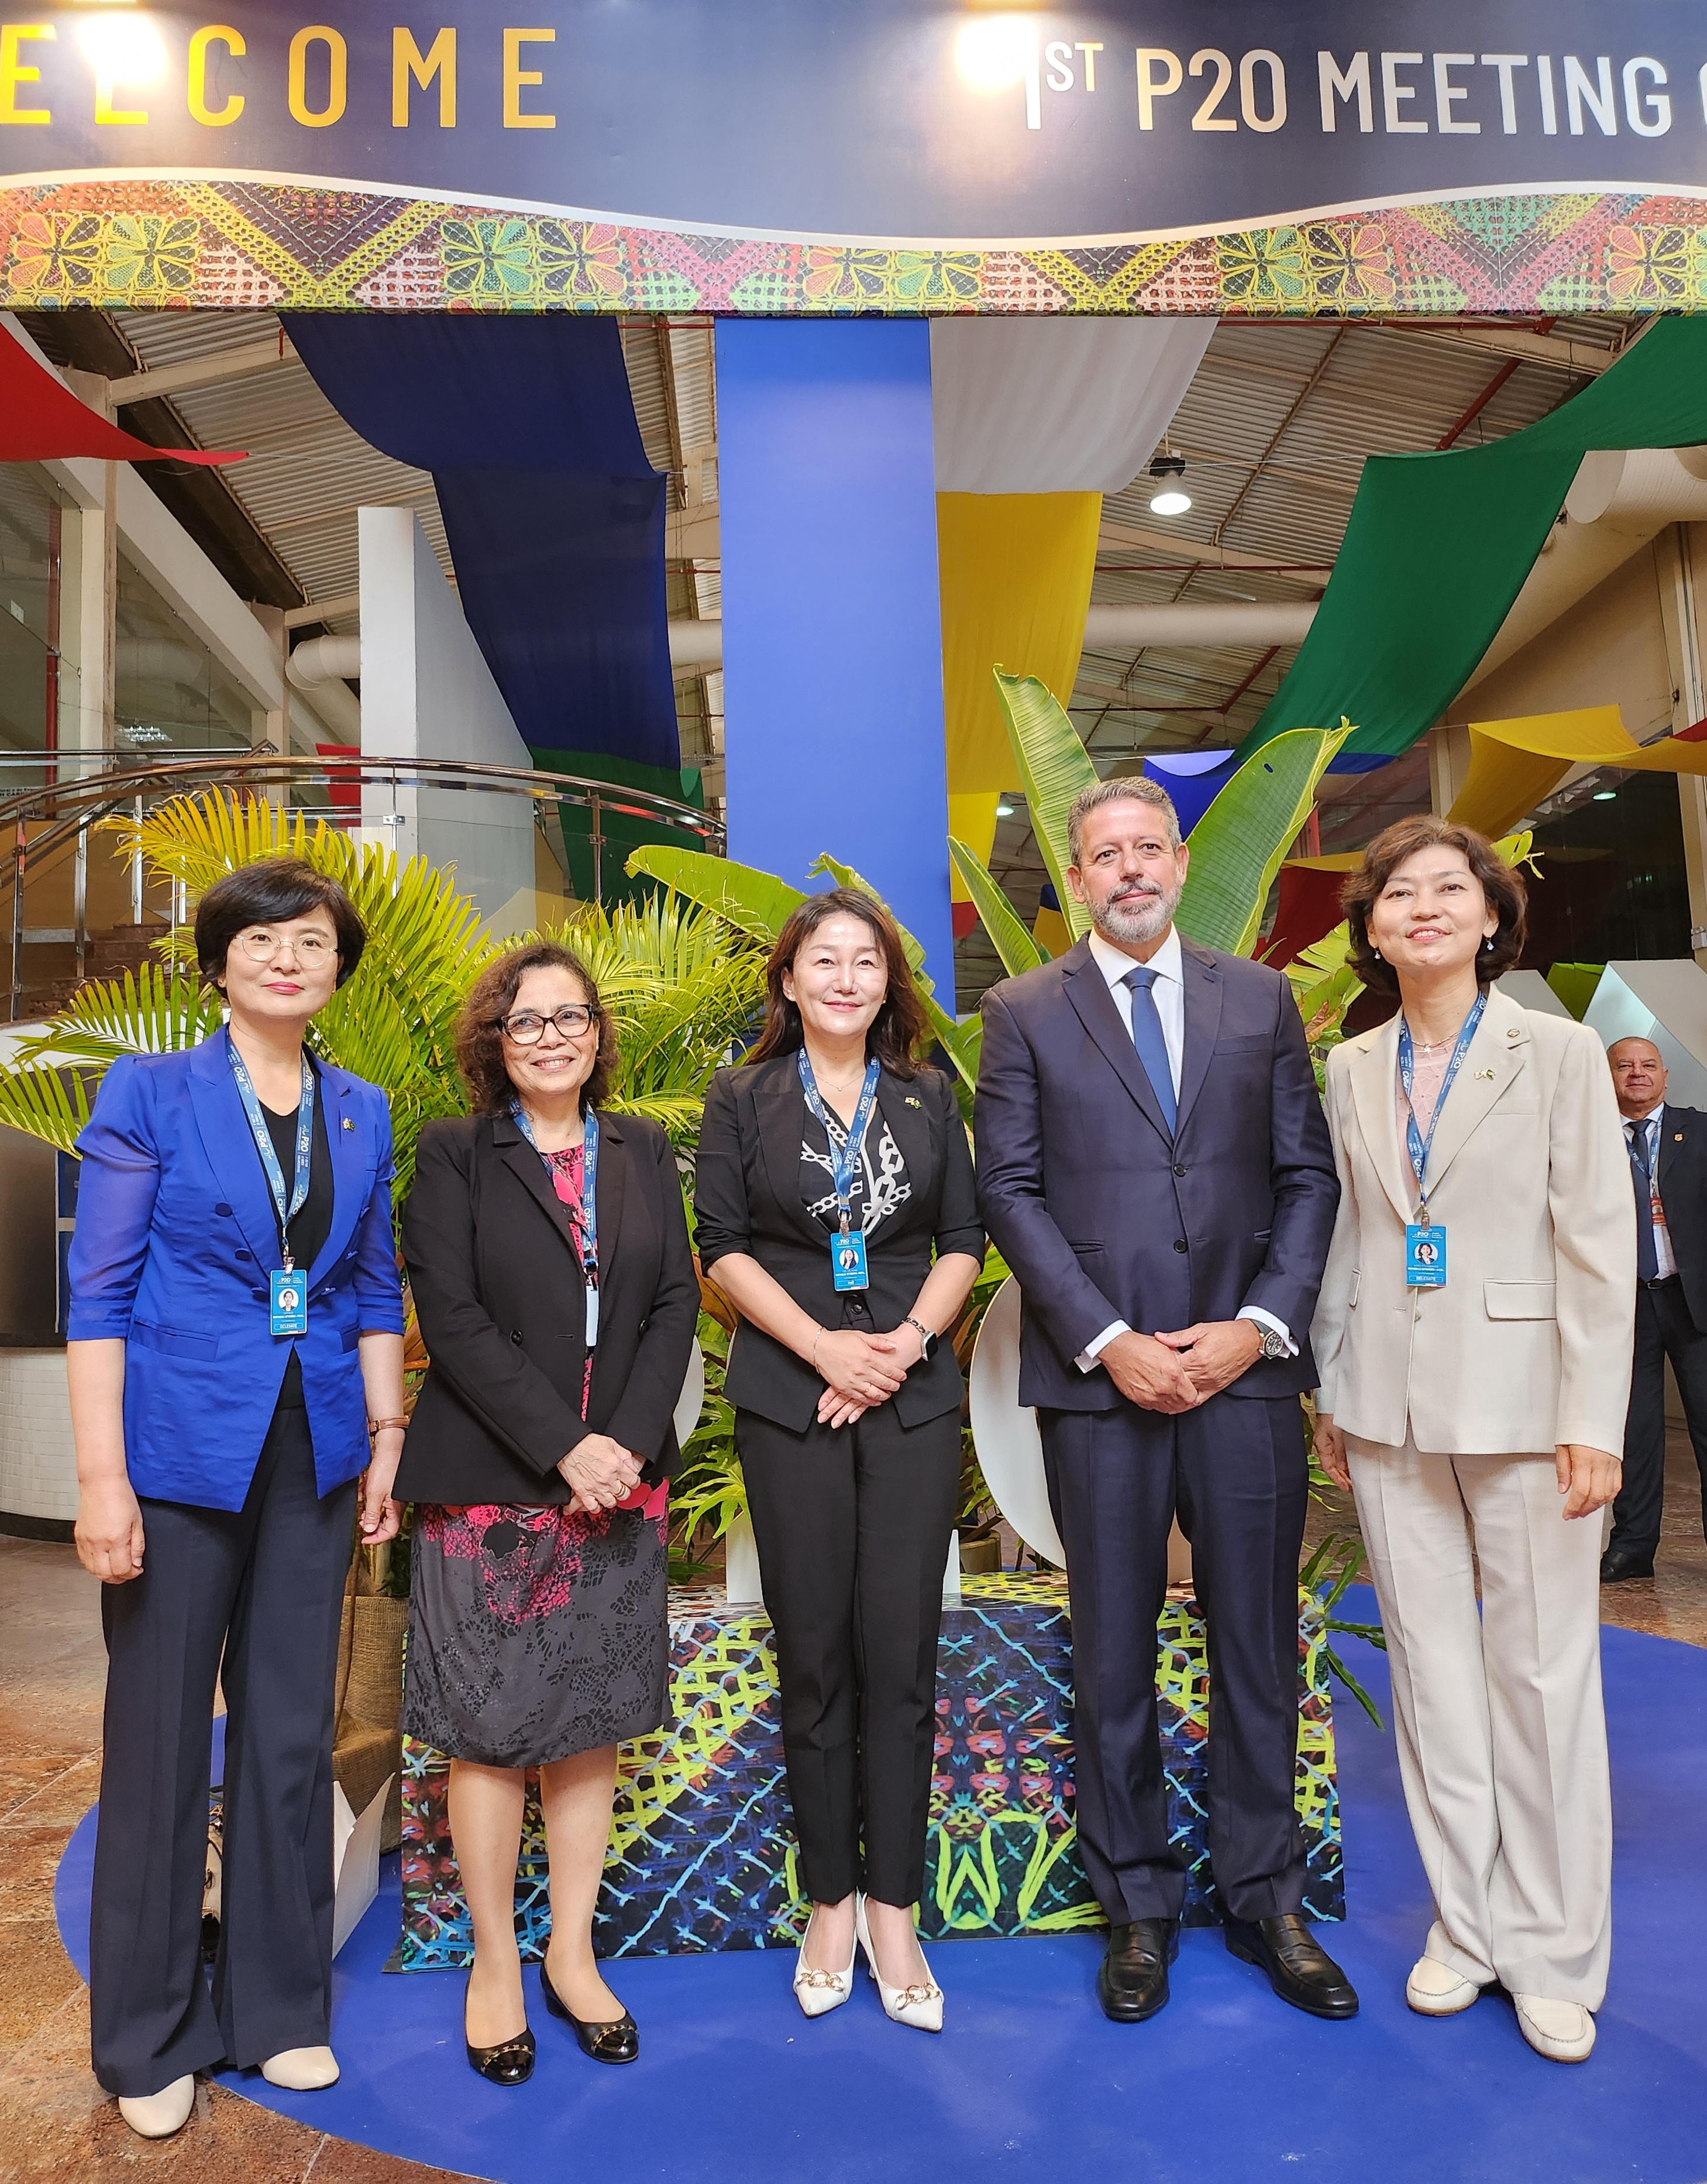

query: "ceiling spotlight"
left=996, top=800, right=1015, bottom=817
left=1148, top=452, right=1191, bottom=518
left=1593, top=789, right=1617, bottom=801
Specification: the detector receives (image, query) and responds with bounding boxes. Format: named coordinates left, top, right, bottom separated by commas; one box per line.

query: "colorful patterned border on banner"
left=393, top=1573, right=1343, bottom=1970
left=1, top=184, right=1704, bottom=316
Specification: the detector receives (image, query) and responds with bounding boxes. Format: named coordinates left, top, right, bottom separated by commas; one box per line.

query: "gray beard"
left=1093, top=882, right=1181, bottom=945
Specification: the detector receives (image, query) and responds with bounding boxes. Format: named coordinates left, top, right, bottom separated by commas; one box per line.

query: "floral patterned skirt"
left=401, top=1483, right=670, bottom=1769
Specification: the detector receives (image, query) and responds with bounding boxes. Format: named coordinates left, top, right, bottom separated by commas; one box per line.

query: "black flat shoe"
left=464, top=1977, right=535, bottom=2086
left=1097, top=1918, right=1179, bottom=2023
left=1224, top=1913, right=1359, bottom=2020
left=1600, top=1548, right=1655, bottom=1583
left=540, top=1956, right=639, bottom=2065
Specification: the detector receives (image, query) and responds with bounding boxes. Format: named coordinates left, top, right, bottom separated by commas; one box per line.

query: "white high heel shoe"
left=117, top=2075, right=195, bottom=2139
left=855, top=1896, right=943, bottom=2034
left=792, top=1906, right=858, bottom=2019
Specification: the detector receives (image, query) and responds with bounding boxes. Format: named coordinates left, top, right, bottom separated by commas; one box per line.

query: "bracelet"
left=808, top=1329, right=825, bottom=1375
left=367, top=1415, right=408, bottom=1436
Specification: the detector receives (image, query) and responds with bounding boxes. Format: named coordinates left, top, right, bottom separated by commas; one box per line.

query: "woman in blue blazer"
left=66, top=857, right=407, bottom=2141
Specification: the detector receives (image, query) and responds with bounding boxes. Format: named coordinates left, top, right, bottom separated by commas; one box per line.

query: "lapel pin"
left=1474, top=1068, right=1495, bottom=1079
left=342, top=1117, right=355, bottom=1131
left=1678, top=1133, right=1685, bottom=1141
left=904, top=1095, right=923, bottom=1109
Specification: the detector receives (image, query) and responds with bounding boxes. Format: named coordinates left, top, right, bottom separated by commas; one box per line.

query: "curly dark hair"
left=453, top=942, right=618, bottom=1116
left=195, top=856, right=366, bottom=990
left=1340, top=816, right=1527, bottom=1001
left=746, top=887, right=926, bottom=1079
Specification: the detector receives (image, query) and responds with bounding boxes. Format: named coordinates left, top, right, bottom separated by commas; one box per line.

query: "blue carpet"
left=54, top=1600, right=1707, bottom=2183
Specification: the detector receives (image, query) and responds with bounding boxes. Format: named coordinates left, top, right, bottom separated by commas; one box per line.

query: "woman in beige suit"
left=1312, top=816, right=1633, bottom=2065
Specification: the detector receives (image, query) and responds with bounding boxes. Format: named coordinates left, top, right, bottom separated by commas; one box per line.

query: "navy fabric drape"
left=284, top=315, right=679, bottom=769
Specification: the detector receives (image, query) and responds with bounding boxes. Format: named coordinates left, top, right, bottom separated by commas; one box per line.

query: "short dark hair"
left=453, top=942, right=617, bottom=1116
left=195, top=856, right=366, bottom=989
left=746, top=886, right=927, bottom=1079
left=1340, top=817, right=1527, bottom=1000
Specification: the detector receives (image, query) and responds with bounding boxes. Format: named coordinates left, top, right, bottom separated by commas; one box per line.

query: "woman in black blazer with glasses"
left=694, top=888, right=983, bottom=2035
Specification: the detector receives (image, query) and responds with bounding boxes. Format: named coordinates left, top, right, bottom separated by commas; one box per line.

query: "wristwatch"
left=903, top=1315, right=939, bottom=1361
left=1251, top=1321, right=1290, bottom=1362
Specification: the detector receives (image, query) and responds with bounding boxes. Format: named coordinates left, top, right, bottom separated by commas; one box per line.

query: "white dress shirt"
left=1075, top=924, right=1295, bottom=1370
left=1628, top=1102, right=1677, bottom=1281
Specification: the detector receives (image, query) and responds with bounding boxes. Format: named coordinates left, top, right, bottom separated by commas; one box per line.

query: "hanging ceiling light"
left=1148, top=452, right=1191, bottom=517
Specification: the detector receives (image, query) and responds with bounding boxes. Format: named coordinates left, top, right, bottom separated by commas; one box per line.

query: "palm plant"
left=0, top=792, right=768, bottom=1197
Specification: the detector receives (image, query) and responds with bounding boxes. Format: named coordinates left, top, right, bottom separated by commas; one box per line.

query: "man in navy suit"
left=975, top=777, right=1352, bottom=2025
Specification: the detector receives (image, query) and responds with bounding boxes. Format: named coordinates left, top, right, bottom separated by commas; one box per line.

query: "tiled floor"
left=4, top=1433, right=1703, bottom=2179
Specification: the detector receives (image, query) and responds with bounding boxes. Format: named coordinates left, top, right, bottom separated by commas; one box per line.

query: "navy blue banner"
left=2, top=4, right=1703, bottom=244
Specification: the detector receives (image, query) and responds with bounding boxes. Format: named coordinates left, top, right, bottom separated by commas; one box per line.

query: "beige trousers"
left=1347, top=1432, right=1612, bottom=2007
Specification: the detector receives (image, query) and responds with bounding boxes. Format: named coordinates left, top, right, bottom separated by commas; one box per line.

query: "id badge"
left=1405, top=1224, right=1447, bottom=1288
left=584, top=1280, right=599, bottom=1348
left=270, top=1268, right=308, bottom=1336
left=831, top=1227, right=870, bottom=1292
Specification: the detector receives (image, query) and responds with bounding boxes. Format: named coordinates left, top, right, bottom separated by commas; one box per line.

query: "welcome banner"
left=2, top=3, right=1705, bottom=313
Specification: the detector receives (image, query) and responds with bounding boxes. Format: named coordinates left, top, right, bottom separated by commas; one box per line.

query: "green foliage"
left=1287, top=921, right=1364, bottom=1090
left=668, top=1315, right=745, bottom=1583
left=1300, top=1529, right=1388, bottom=1729
left=622, top=844, right=806, bottom=946
left=0, top=960, right=226, bottom=1152
left=991, top=672, right=1097, bottom=943
left=1176, top=723, right=1354, bottom=956
left=948, top=838, right=1047, bottom=979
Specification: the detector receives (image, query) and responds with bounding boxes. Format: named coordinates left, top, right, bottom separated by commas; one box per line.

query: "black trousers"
left=89, top=1399, right=357, bottom=2097
left=1038, top=1391, right=1309, bottom=1927
left=737, top=1402, right=961, bottom=1908
left=1610, top=1277, right=1707, bottom=1560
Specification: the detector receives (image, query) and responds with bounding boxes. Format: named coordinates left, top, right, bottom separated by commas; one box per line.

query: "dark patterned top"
left=539, top=1144, right=594, bottom=1419
left=799, top=1104, right=913, bottom=1236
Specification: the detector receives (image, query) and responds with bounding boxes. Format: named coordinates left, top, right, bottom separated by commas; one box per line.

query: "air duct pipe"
left=1081, top=601, right=1318, bottom=650
left=668, top=620, right=723, bottom=677
left=285, top=633, right=362, bottom=741
left=1466, top=447, right=1707, bottom=692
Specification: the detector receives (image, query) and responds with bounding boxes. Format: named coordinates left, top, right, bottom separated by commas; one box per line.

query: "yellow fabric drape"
left=1448, top=704, right=1707, bottom=840
left=937, top=490, right=1100, bottom=893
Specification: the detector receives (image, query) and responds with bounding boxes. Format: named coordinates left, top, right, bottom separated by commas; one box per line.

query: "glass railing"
left=0, top=751, right=724, bottom=1022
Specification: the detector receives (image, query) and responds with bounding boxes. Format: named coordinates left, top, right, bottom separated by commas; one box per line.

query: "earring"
left=1484, top=935, right=1494, bottom=952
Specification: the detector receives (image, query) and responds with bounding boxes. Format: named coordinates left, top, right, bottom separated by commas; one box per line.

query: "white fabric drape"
left=930, top=317, right=1214, bottom=494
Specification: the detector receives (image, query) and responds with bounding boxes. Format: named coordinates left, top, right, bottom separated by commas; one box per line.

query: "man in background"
left=1603, top=1036, right=1707, bottom=1581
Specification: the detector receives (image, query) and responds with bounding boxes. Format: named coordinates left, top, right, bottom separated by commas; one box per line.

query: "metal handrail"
left=2, top=752, right=725, bottom=1020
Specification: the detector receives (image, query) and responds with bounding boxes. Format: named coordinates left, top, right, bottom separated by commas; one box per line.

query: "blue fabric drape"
left=283, top=315, right=679, bottom=769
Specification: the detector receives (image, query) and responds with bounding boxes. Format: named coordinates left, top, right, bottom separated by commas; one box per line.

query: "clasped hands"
left=1100, top=1319, right=1264, bottom=1413
left=557, top=1432, right=644, bottom=1515
left=813, top=1322, right=927, bottom=1430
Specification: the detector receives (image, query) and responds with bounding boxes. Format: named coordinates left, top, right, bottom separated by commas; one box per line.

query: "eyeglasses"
left=235, top=928, right=336, bottom=964
left=498, top=1004, right=597, bottom=1044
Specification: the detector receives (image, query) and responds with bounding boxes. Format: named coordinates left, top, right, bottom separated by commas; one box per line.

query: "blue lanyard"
left=1397, top=992, right=1486, bottom=1219
left=512, top=1098, right=600, bottom=1294
left=229, top=1045, right=315, bottom=1272
left=797, top=1050, right=881, bottom=1236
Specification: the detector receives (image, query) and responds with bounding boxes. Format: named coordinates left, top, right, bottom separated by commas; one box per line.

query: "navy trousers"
left=1610, top=1277, right=1707, bottom=1561
left=89, top=1399, right=356, bottom=2097
left=1038, top=1390, right=1309, bottom=1927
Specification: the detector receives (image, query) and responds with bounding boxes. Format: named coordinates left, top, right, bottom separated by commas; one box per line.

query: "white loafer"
left=792, top=1910, right=857, bottom=2020
left=855, top=1896, right=943, bottom=2034
left=1513, top=1993, right=1596, bottom=2063
left=1406, top=1955, right=1481, bottom=2016
left=117, top=2075, right=195, bottom=2139
left=260, top=2045, right=341, bottom=2090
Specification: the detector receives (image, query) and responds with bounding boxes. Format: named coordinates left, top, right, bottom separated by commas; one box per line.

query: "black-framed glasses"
left=497, top=1004, right=597, bottom=1044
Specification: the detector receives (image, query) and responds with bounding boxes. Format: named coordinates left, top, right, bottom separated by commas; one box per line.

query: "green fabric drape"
left=528, top=746, right=706, bottom=909
left=1241, top=319, right=1707, bottom=764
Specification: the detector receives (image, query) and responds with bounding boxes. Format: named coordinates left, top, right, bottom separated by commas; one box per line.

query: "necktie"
left=1628, top=1120, right=1658, bottom=1283
left=1121, top=966, right=1176, bottom=1134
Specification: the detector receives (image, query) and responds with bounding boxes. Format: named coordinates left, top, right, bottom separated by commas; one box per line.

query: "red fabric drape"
left=0, top=332, right=243, bottom=465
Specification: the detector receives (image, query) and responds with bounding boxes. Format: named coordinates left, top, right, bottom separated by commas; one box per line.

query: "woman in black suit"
left=695, top=888, right=983, bottom=2032
left=397, top=941, right=697, bottom=2083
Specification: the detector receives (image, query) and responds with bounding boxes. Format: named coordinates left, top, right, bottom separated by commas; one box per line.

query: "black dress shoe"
left=1224, top=1913, right=1359, bottom=2020
left=1097, top=1918, right=1179, bottom=2023
left=1601, top=1547, right=1655, bottom=1582
left=464, top=1977, right=535, bottom=2085
left=541, top=1956, right=639, bottom=2065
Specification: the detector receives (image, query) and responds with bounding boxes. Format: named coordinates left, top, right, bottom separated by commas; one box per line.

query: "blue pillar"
left=717, top=319, right=952, bottom=986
